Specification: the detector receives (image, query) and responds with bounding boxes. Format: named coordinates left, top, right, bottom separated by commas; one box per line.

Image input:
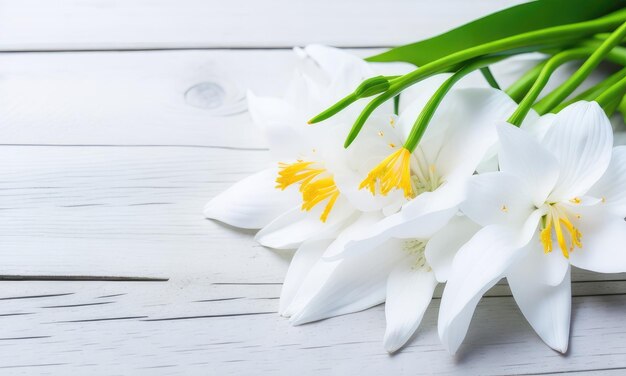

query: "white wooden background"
left=1, top=1, right=626, bottom=374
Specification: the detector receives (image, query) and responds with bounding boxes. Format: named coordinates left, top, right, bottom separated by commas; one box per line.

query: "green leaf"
left=367, top=0, right=626, bottom=65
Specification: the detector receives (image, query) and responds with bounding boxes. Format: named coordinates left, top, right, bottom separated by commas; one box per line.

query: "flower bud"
left=354, top=76, right=391, bottom=98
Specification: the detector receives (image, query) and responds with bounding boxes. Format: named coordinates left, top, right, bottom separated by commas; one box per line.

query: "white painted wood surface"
left=0, top=0, right=524, bottom=51
left=1, top=1, right=625, bottom=375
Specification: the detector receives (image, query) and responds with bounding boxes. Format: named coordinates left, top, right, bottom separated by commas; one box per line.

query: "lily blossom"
left=204, top=45, right=414, bottom=249
left=439, top=101, right=626, bottom=354
left=279, top=87, right=521, bottom=352
left=283, top=214, right=480, bottom=353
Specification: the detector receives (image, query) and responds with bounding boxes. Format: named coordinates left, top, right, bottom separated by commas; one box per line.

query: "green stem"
left=552, top=66, right=626, bottom=112
left=480, top=67, right=501, bottom=89
left=393, top=95, right=400, bottom=115
left=603, top=96, right=622, bottom=115
left=508, top=44, right=626, bottom=126
left=534, top=21, right=626, bottom=114
left=595, top=74, right=626, bottom=108
left=506, top=59, right=547, bottom=102
left=343, top=9, right=626, bottom=147
left=508, top=49, right=594, bottom=126
left=617, top=95, right=626, bottom=117
left=404, top=57, right=504, bottom=151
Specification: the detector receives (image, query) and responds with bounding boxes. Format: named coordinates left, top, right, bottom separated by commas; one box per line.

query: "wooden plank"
left=1, top=144, right=624, bottom=287
left=0, top=0, right=525, bottom=51
left=0, top=50, right=298, bottom=149
left=1, top=49, right=606, bottom=148
left=0, top=279, right=624, bottom=375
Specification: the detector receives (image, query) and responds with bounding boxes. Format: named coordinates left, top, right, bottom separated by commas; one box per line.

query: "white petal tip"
left=253, top=234, right=286, bottom=249
left=547, top=340, right=569, bottom=354
left=203, top=202, right=217, bottom=219
left=439, top=330, right=461, bottom=355
left=253, top=232, right=274, bottom=248
left=443, top=342, right=459, bottom=356
left=288, top=316, right=306, bottom=326
left=383, top=340, right=403, bottom=354
left=385, top=347, right=399, bottom=354
left=383, top=329, right=415, bottom=354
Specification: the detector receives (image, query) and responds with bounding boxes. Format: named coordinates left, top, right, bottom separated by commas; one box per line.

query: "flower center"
left=276, top=161, right=339, bottom=222
left=402, top=239, right=431, bottom=271
left=539, top=203, right=582, bottom=258
left=359, top=146, right=442, bottom=198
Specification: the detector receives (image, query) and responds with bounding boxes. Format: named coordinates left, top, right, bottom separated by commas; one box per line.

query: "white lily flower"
left=280, top=86, right=522, bottom=352
left=204, top=45, right=416, bottom=249
left=439, top=100, right=626, bottom=355
left=283, top=214, right=480, bottom=353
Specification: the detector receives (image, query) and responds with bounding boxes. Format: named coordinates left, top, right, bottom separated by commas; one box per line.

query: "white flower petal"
left=507, top=265, right=571, bottom=353
left=322, top=212, right=385, bottom=260
left=247, top=91, right=303, bottom=160
left=255, top=199, right=356, bottom=249
left=460, top=172, right=535, bottom=228
left=475, top=153, right=499, bottom=174
left=286, top=239, right=407, bottom=324
left=331, top=115, right=407, bottom=212
left=513, top=233, right=570, bottom=287
left=433, top=88, right=520, bottom=182
left=475, top=110, right=542, bottom=175
left=302, top=44, right=374, bottom=97
left=497, top=122, right=560, bottom=206
left=384, top=265, right=437, bottom=353
left=425, top=215, right=482, bottom=283
left=438, top=209, right=542, bottom=354
left=588, top=146, right=626, bottom=215
left=569, top=205, right=626, bottom=273
left=397, top=74, right=452, bottom=143
left=345, top=183, right=464, bottom=255
left=543, top=101, right=613, bottom=201
left=521, top=112, right=555, bottom=143
left=279, top=239, right=333, bottom=315
left=334, top=167, right=405, bottom=212
left=204, top=168, right=299, bottom=229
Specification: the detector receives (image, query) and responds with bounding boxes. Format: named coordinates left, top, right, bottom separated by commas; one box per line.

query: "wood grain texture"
left=1, top=50, right=606, bottom=148
left=1, top=0, right=625, bottom=374
left=0, top=0, right=524, bottom=51
left=0, top=144, right=624, bottom=375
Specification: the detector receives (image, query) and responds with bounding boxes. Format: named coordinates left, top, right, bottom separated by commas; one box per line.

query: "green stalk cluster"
left=308, top=7, right=626, bottom=149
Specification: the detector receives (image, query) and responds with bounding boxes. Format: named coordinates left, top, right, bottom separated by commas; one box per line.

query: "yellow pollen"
left=359, top=147, right=414, bottom=198
left=377, top=131, right=384, bottom=137
left=501, top=205, right=508, bottom=212
left=569, top=197, right=581, bottom=204
left=540, top=205, right=583, bottom=259
left=390, top=117, right=396, bottom=127
left=389, top=143, right=396, bottom=148
left=601, top=197, right=607, bottom=203
left=276, top=161, right=339, bottom=222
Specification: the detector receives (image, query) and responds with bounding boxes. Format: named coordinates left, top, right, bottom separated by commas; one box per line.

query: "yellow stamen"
left=540, top=205, right=582, bottom=258
left=276, top=161, right=339, bottom=222
left=501, top=205, right=508, bottom=213
left=359, top=147, right=413, bottom=198
left=569, top=197, right=581, bottom=204
left=377, top=131, right=384, bottom=137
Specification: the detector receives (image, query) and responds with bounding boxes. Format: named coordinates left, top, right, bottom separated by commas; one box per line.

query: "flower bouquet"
left=205, top=0, right=626, bottom=354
